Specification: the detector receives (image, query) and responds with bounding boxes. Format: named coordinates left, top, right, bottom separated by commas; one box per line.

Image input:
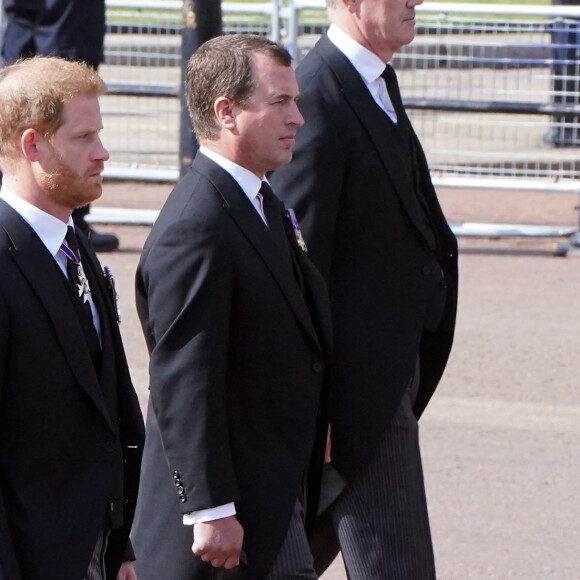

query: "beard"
left=39, top=148, right=104, bottom=211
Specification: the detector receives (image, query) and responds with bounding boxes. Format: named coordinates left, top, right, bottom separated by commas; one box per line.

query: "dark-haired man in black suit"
left=0, top=56, right=144, bottom=580
left=131, top=34, right=332, bottom=580
left=271, top=0, right=459, bottom=576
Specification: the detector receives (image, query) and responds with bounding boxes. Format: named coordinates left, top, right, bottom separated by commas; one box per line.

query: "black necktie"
left=381, top=64, right=408, bottom=131
left=382, top=66, right=437, bottom=248
left=260, top=182, right=304, bottom=292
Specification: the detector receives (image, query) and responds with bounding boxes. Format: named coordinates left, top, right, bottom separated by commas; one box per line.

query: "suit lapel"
left=192, top=154, right=322, bottom=351
left=315, top=36, right=433, bottom=245
left=0, top=200, right=114, bottom=430
left=288, top=232, right=333, bottom=358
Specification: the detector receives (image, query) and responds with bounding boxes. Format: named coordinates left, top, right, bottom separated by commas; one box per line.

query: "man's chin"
left=73, top=187, right=103, bottom=209
left=272, top=152, right=294, bottom=171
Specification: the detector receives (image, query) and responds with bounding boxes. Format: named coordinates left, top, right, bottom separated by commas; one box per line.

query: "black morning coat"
left=271, top=33, right=459, bottom=494
left=0, top=199, right=145, bottom=580
left=131, top=152, right=333, bottom=580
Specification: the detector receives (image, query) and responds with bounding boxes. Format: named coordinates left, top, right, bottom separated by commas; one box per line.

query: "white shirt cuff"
left=182, top=502, right=236, bottom=525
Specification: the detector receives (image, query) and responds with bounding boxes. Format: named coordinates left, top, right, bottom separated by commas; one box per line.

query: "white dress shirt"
left=0, top=187, right=102, bottom=339
left=327, top=23, right=399, bottom=123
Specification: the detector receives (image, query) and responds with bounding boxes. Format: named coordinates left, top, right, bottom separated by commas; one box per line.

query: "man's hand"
left=192, top=516, right=244, bottom=569
left=116, top=561, right=138, bottom=580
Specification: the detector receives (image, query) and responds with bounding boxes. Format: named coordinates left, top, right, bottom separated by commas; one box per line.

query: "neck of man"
left=201, top=141, right=266, bottom=180
left=330, top=13, right=395, bottom=63
left=2, top=171, right=72, bottom=223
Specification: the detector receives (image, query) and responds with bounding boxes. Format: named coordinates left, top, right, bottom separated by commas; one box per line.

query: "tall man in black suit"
left=131, top=34, right=332, bottom=580
left=270, top=0, right=459, bottom=576
left=2, top=0, right=120, bottom=251
left=0, top=56, right=144, bottom=580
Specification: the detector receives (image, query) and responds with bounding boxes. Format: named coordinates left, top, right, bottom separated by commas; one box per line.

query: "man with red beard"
left=1, top=0, right=120, bottom=251
left=0, top=56, right=144, bottom=580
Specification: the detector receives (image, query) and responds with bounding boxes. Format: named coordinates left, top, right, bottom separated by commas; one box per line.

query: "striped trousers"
left=264, top=500, right=318, bottom=579
left=84, top=531, right=108, bottom=580
left=319, top=366, right=436, bottom=579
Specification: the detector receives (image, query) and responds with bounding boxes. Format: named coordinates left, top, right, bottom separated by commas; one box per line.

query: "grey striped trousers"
left=264, top=499, right=318, bottom=579
left=321, top=370, right=436, bottom=579
left=84, top=531, right=108, bottom=580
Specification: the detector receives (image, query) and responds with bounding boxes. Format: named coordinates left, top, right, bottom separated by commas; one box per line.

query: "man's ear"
left=20, top=128, right=44, bottom=162
left=214, top=97, right=238, bottom=132
left=344, top=0, right=359, bottom=13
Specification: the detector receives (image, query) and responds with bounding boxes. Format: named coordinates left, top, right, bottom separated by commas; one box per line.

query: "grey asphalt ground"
left=93, top=181, right=580, bottom=579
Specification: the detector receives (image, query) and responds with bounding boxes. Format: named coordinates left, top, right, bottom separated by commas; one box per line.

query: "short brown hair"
left=186, top=34, right=293, bottom=141
left=0, top=56, right=106, bottom=166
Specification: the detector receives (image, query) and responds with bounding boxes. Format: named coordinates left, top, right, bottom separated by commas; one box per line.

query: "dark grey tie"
left=382, top=66, right=437, bottom=248
left=381, top=65, right=406, bottom=123
left=260, top=182, right=304, bottom=292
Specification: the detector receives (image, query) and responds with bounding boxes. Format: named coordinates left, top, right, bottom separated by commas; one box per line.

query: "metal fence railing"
left=100, top=0, right=276, bottom=180
left=96, top=1, right=580, bottom=195
left=287, top=1, right=580, bottom=192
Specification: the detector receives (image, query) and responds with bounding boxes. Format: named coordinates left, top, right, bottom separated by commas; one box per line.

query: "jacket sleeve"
left=137, top=215, right=240, bottom=514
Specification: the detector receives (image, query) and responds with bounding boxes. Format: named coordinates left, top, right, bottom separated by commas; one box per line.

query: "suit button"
left=312, top=362, right=323, bottom=373
left=106, top=442, right=115, bottom=453
left=180, top=496, right=187, bottom=503
left=422, top=266, right=431, bottom=276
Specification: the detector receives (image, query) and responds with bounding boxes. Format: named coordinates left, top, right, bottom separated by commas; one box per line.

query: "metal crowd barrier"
left=100, top=0, right=276, bottom=181
left=99, top=2, right=580, bottom=192
left=2, top=1, right=579, bottom=244
left=288, top=1, right=580, bottom=188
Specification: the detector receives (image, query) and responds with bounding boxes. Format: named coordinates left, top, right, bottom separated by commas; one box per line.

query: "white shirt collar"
left=199, top=146, right=265, bottom=202
left=0, top=186, right=73, bottom=257
left=327, top=23, right=387, bottom=85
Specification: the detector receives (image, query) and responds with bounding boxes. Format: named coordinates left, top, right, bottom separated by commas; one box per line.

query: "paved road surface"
left=93, top=182, right=580, bottom=579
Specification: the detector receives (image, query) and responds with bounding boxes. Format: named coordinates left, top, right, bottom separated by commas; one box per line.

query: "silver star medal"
left=75, top=266, right=91, bottom=303
left=60, top=237, right=91, bottom=303
left=286, top=208, right=308, bottom=252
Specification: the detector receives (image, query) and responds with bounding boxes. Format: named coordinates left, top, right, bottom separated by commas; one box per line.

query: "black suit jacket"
left=271, top=34, right=458, bottom=484
left=132, top=153, right=332, bottom=580
left=2, top=0, right=105, bottom=68
left=0, top=199, right=144, bottom=580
